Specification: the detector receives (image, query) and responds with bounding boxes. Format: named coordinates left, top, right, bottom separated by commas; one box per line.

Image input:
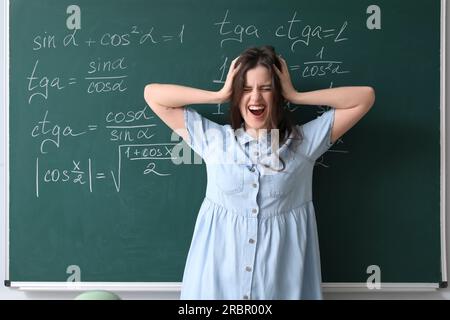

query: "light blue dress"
left=180, top=106, right=335, bottom=300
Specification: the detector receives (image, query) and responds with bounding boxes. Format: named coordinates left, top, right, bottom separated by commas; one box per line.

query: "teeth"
left=248, top=105, right=265, bottom=111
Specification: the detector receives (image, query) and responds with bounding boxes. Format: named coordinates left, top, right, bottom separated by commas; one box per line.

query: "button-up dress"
left=180, top=106, right=335, bottom=300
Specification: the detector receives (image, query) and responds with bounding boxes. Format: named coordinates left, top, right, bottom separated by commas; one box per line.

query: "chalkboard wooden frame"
left=4, top=0, right=447, bottom=292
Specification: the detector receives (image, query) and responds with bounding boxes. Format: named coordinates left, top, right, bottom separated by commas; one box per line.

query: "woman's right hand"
left=216, top=57, right=241, bottom=104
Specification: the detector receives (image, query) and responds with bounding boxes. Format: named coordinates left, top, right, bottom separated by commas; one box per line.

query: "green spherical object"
left=74, top=291, right=121, bottom=300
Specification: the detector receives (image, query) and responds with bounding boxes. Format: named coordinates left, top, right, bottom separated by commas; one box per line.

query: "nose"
left=250, top=88, right=263, bottom=100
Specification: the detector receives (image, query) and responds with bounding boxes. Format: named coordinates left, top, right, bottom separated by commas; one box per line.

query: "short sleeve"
left=184, top=107, right=226, bottom=160
left=298, top=108, right=335, bottom=162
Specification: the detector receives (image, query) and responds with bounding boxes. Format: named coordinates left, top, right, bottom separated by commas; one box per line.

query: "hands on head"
left=218, top=54, right=297, bottom=104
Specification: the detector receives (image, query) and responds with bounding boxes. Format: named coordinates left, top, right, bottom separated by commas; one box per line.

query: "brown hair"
left=230, top=46, right=301, bottom=171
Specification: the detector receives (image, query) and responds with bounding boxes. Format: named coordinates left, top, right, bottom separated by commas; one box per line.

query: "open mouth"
left=248, top=105, right=266, bottom=117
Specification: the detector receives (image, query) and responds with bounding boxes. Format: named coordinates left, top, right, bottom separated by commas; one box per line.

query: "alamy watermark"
left=169, top=119, right=286, bottom=174
left=366, top=264, right=381, bottom=289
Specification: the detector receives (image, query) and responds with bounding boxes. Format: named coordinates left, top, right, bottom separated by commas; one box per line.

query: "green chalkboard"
left=8, top=0, right=445, bottom=288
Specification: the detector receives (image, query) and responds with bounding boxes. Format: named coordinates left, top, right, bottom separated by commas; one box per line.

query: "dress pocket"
left=260, top=170, right=292, bottom=198
left=214, top=164, right=244, bottom=194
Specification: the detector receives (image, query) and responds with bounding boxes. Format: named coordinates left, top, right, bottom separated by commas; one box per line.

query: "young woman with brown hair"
left=144, top=46, right=375, bottom=299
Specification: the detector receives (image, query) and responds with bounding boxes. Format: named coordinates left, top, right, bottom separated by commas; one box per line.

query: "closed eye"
left=243, top=86, right=272, bottom=92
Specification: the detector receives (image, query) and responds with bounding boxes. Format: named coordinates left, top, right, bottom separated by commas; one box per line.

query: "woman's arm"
left=144, top=84, right=224, bottom=108
left=274, top=58, right=375, bottom=144
left=287, top=86, right=375, bottom=111
left=144, top=57, right=240, bottom=140
left=290, top=86, right=375, bottom=144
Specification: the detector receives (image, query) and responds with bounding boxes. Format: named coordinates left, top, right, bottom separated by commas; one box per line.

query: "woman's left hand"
left=273, top=56, right=297, bottom=102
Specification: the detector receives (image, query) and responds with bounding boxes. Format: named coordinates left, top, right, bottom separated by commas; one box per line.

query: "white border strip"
left=10, top=282, right=183, bottom=292
left=8, top=282, right=440, bottom=292
left=5, top=0, right=10, bottom=283
left=323, top=283, right=439, bottom=293
left=440, top=0, right=448, bottom=285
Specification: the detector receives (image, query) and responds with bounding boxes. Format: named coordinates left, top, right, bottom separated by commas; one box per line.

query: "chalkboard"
left=7, top=0, right=446, bottom=290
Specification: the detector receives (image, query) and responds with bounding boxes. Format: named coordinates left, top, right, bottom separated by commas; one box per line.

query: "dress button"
left=243, top=295, right=249, bottom=300
left=254, top=151, right=259, bottom=157
left=250, top=167, right=255, bottom=172
left=249, top=238, right=255, bottom=244
left=252, top=183, right=258, bottom=188
left=245, top=266, right=252, bottom=272
left=252, top=208, right=258, bottom=214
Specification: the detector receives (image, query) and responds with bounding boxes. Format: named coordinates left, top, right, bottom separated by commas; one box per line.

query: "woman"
left=144, top=46, right=375, bottom=299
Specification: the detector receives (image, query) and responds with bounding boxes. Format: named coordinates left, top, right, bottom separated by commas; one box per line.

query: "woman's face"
left=239, top=65, right=273, bottom=133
